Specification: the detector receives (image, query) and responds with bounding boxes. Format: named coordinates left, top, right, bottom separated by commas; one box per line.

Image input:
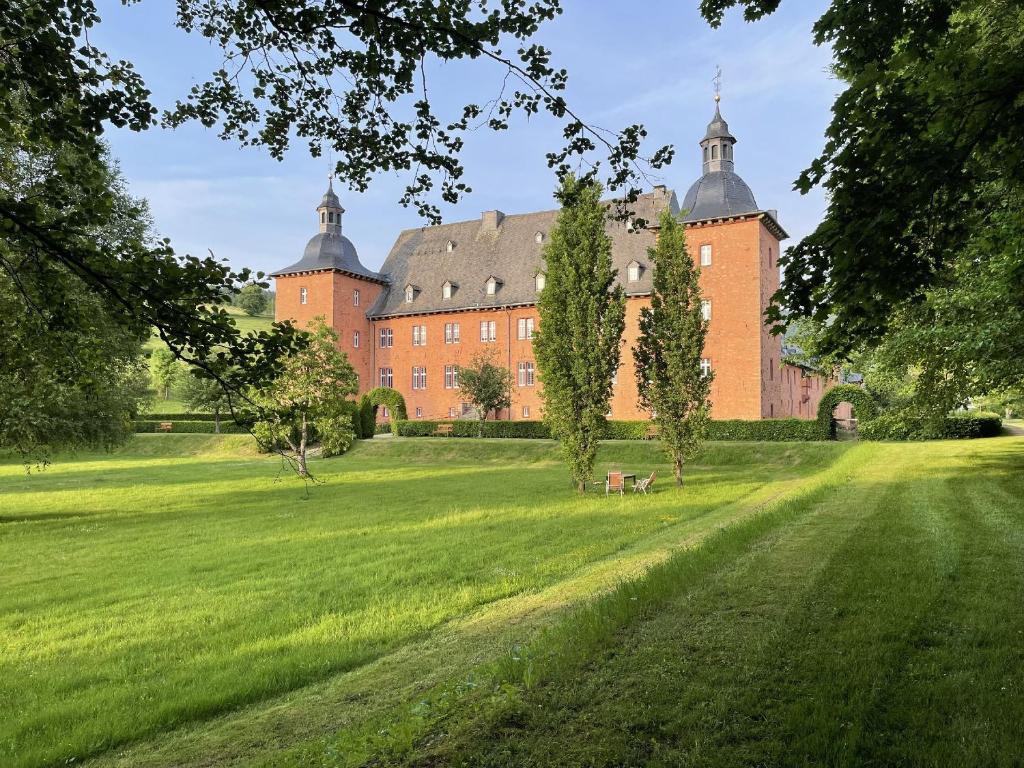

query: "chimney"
left=481, top=210, right=505, bottom=231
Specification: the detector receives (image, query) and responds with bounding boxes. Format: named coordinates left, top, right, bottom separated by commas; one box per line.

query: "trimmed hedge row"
left=135, top=420, right=248, bottom=434
left=859, top=411, right=1002, bottom=441
left=145, top=412, right=221, bottom=421
left=396, top=418, right=826, bottom=441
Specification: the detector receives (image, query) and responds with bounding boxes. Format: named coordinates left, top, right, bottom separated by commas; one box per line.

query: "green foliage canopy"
left=251, top=318, right=358, bottom=475
left=634, top=211, right=712, bottom=486
left=236, top=284, right=269, bottom=317
left=457, top=351, right=514, bottom=436
left=534, top=175, right=626, bottom=492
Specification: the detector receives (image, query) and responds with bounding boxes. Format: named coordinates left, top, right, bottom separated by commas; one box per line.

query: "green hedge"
left=396, top=418, right=825, bottom=441
left=860, top=411, right=1002, bottom=441
left=135, top=420, right=248, bottom=434
left=145, top=412, right=221, bottom=421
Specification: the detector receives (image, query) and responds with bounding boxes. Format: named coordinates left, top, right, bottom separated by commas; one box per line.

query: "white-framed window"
left=535, top=272, right=546, bottom=292
left=412, top=366, right=427, bottom=390
left=486, top=277, right=499, bottom=296
left=700, top=244, right=712, bottom=266
left=442, top=282, right=453, bottom=300
left=522, top=405, right=530, bottom=418
left=627, top=261, right=641, bottom=282
left=517, top=361, right=535, bottom=387
left=299, top=287, right=308, bottom=305
left=379, top=367, right=393, bottom=388
left=701, top=299, right=712, bottom=321
left=480, top=320, right=496, bottom=342
left=412, top=325, right=426, bottom=346
left=535, top=231, right=544, bottom=244
left=448, top=407, right=457, bottom=418
left=700, top=358, right=712, bottom=378
left=446, top=240, right=455, bottom=253
left=379, top=327, right=393, bottom=348
left=381, top=406, right=389, bottom=418
left=444, top=364, right=459, bottom=389
left=517, top=317, right=535, bottom=340
left=445, top=322, right=460, bottom=344
left=461, top=402, right=473, bottom=417
left=404, top=285, right=415, bottom=303
left=415, top=407, right=423, bottom=418
left=353, top=289, right=360, bottom=306
left=353, top=330, right=360, bottom=348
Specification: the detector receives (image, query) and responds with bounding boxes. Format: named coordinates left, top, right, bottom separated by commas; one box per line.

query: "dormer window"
left=535, top=272, right=546, bottom=292
left=535, top=231, right=545, bottom=244
left=442, top=280, right=457, bottom=300
left=627, top=261, right=642, bottom=282
left=485, top=276, right=501, bottom=296
left=404, top=284, right=417, bottom=303
left=446, top=240, right=455, bottom=253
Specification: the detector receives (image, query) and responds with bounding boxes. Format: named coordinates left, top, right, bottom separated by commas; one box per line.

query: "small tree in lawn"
left=253, top=317, right=358, bottom=477
left=633, top=210, right=713, bottom=487
left=151, top=347, right=183, bottom=400
left=534, top=175, right=626, bottom=492
left=458, top=351, right=513, bottom=437
left=237, top=283, right=269, bottom=316
left=179, top=370, right=232, bottom=433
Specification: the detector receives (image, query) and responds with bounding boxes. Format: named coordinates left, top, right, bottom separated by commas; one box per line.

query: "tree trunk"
left=297, top=412, right=309, bottom=477
left=674, top=454, right=684, bottom=487
left=214, top=409, right=221, bottom=434
left=478, top=415, right=485, bottom=438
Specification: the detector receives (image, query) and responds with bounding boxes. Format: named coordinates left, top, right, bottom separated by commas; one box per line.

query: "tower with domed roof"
left=270, top=181, right=387, bottom=391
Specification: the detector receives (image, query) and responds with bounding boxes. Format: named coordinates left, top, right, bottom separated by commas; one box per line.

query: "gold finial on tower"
left=713, top=65, right=722, bottom=103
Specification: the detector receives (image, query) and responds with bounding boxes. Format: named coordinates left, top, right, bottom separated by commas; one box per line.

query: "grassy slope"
left=0, top=436, right=844, bottom=768
left=382, top=436, right=1024, bottom=768
left=144, top=307, right=274, bottom=414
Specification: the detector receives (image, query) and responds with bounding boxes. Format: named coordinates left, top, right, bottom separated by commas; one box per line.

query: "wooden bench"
left=644, top=424, right=659, bottom=440
left=156, top=421, right=173, bottom=433
left=434, top=424, right=454, bottom=437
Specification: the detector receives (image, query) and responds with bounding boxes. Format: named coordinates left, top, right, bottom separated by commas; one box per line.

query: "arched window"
left=703, top=146, right=709, bottom=162
left=321, top=212, right=325, bottom=223
left=535, top=231, right=544, bottom=244
left=711, top=145, right=718, bottom=160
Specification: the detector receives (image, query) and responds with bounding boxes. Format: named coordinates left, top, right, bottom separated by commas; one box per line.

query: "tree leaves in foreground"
left=251, top=318, right=358, bottom=477
left=701, top=0, right=1024, bottom=363
left=458, top=351, right=514, bottom=437
left=534, top=176, right=625, bottom=492
left=634, top=211, right=712, bottom=486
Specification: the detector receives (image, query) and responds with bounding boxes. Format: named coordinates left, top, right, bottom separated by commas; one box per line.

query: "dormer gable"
left=442, top=280, right=458, bottom=300
left=404, top=283, right=420, bottom=303
left=626, top=260, right=643, bottom=282
left=484, top=275, right=503, bottom=296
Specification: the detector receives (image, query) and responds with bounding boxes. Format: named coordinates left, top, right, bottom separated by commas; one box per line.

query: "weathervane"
left=713, top=65, right=722, bottom=103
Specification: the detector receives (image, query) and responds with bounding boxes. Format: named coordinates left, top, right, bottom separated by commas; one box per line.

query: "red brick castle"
left=272, top=101, right=832, bottom=422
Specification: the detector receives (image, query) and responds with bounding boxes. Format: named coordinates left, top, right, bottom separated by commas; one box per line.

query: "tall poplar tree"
left=633, top=210, right=712, bottom=487
left=534, top=175, right=626, bottom=492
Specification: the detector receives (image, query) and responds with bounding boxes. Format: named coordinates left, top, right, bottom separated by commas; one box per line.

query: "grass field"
left=2, top=434, right=1022, bottom=767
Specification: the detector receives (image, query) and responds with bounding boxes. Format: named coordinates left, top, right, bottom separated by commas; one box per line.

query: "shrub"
left=395, top=419, right=825, bottom=441
left=135, top=420, right=247, bottom=434
left=145, top=412, right=221, bottom=421
left=359, top=395, right=375, bottom=439
left=707, top=419, right=823, bottom=441
left=860, top=410, right=1002, bottom=440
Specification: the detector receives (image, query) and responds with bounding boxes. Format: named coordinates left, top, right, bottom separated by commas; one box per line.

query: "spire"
left=317, top=176, right=344, bottom=234
left=699, top=79, right=736, bottom=175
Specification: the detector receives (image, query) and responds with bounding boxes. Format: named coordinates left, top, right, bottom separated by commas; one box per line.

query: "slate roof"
left=703, top=103, right=735, bottom=142
left=681, top=170, right=759, bottom=222
left=367, top=188, right=679, bottom=319
left=270, top=231, right=385, bottom=282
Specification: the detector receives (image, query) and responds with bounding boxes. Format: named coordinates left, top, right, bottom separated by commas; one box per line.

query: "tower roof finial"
left=713, top=65, right=722, bottom=104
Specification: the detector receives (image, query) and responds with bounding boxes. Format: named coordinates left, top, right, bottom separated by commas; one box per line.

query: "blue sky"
left=94, top=1, right=838, bottom=277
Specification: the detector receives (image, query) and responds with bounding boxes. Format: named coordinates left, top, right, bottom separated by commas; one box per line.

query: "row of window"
left=379, top=362, right=536, bottom=390
left=299, top=287, right=361, bottom=306
left=378, top=318, right=536, bottom=348
left=297, top=245, right=720, bottom=311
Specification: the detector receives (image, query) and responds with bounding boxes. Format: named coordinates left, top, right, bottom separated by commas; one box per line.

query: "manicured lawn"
left=373, top=436, right=1024, bottom=768
left=0, top=436, right=844, bottom=768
